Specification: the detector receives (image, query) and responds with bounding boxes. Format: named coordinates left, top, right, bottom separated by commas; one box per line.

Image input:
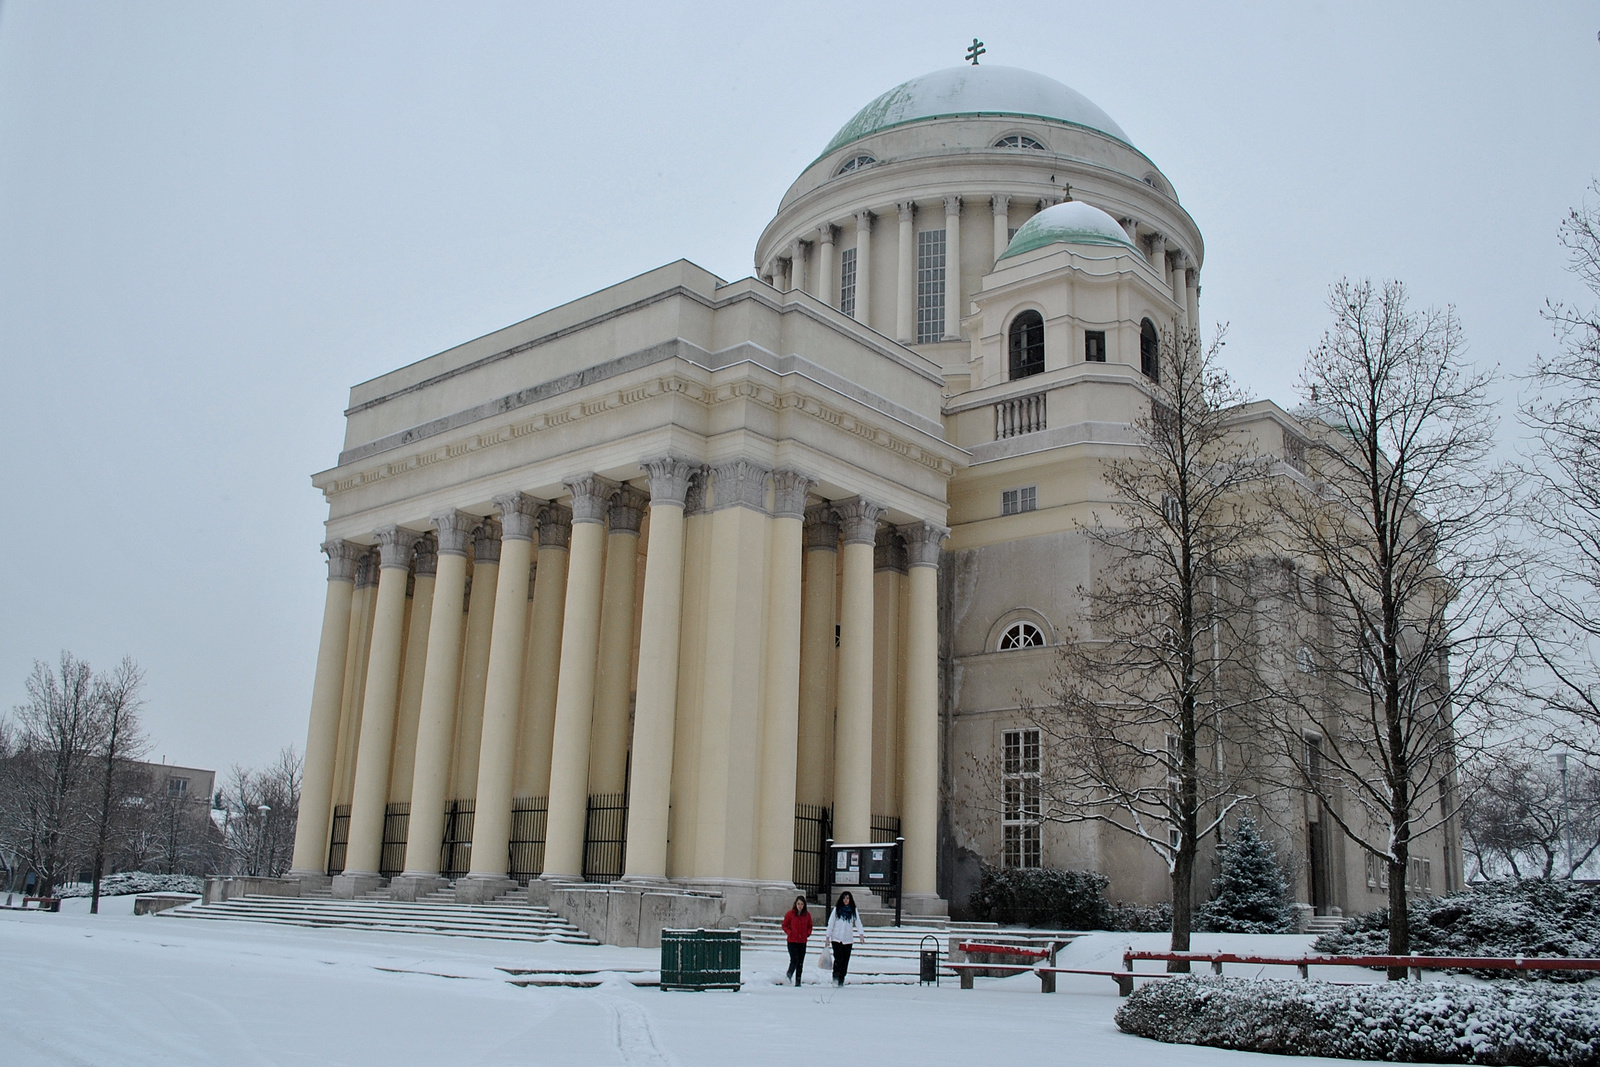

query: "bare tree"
left=1460, top=746, right=1599, bottom=880
left=220, top=747, right=302, bottom=877
left=88, top=659, right=148, bottom=913
left=1521, top=181, right=1600, bottom=752
left=1270, top=279, right=1516, bottom=970
left=1023, top=326, right=1266, bottom=966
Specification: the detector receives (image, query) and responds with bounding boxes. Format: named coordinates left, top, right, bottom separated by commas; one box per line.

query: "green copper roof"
left=821, top=66, right=1132, bottom=159
left=997, top=201, right=1138, bottom=261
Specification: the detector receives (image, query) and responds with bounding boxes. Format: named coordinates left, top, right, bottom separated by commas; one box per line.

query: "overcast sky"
left=1, top=2, right=1596, bottom=776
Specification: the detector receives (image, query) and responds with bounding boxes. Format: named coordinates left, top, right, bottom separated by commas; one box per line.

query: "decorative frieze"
left=432, top=509, right=477, bottom=557
left=537, top=502, right=573, bottom=549
left=472, top=516, right=503, bottom=564
left=803, top=503, right=841, bottom=551
left=412, top=532, right=439, bottom=577
left=771, top=469, right=816, bottom=520
left=834, top=497, right=886, bottom=546
left=899, top=521, right=949, bottom=568
left=565, top=474, right=620, bottom=525
left=608, top=485, right=649, bottom=533
left=321, top=539, right=366, bottom=582
left=493, top=492, right=543, bottom=541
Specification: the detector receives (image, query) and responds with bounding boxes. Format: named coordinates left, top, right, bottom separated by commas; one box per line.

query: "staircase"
left=1305, top=915, right=1348, bottom=937
left=161, top=888, right=598, bottom=945
left=738, top=915, right=1012, bottom=964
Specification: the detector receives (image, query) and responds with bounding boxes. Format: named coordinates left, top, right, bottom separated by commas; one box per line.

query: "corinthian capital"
left=321, top=539, right=365, bottom=582
left=537, top=502, right=573, bottom=549
left=354, top=548, right=380, bottom=589
left=431, top=509, right=477, bottom=557
left=493, top=492, right=544, bottom=541
left=897, top=201, right=915, bottom=223
left=899, top=521, right=949, bottom=568
left=943, top=195, right=962, bottom=217
left=818, top=223, right=835, bottom=246
left=803, top=503, right=841, bottom=551
left=472, top=516, right=502, bottom=564
left=771, top=469, right=816, bottom=520
left=709, top=458, right=772, bottom=513
left=412, top=533, right=439, bottom=577
left=609, top=485, right=649, bottom=534
left=642, top=454, right=697, bottom=508
left=374, top=525, right=419, bottom=570
left=855, top=209, right=874, bottom=233
left=833, top=497, right=886, bottom=546
left=565, top=474, right=620, bottom=525
left=991, top=195, right=1010, bottom=217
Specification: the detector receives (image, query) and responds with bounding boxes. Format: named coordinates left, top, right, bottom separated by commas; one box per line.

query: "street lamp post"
left=1557, top=753, right=1574, bottom=879
left=256, top=804, right=272, bottom=877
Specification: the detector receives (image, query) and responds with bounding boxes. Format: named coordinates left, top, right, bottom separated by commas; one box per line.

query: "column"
left=795, top=505, right=839, bottom=807
left=895, top=201, right=915, bottom=342
left=756, top=470, right=814, bottom=884
left=817, top=225, right=836, bottom=309
left=1170, top=252, right=1188, bottom=326
left=462, top=493, right=541, bottom=894
left=587, top=485, right=645, bottom=795
left=943, top=195, right=963, bottom=341
left=513, top=505, right=570, bottom=798
left=339, top=525, right=419, bottom=885
left=666, top=468, right=711, bottom=875
left=332, top=550, right=378, bottom=809
left=540, top=475, right=617, bottom=880
left=1119, top=216, right=1140, bottom=246
left=900, top=522, right=947, bottom=905
left=833, top=497, right=884, bottom=844
left=289, top=540, right=363, bottom=877
left=853, top=210, right=873, bottom=326
left=396, top=510, right=474, bottom=888
left=871, top=528, right=905, bottom=820
left=991, top=195, right=1011, bottom=262
left=389, top=534, right=438, bottom=804
left=621, top=455, right=696, bottom=880
left=451, top=518, right=500, bottom=798
left=790, top=239, right=807, bottom=295
left=1187, top=269, right=1201, bottom=340
left=1148, top=233, right=1168, bottom=278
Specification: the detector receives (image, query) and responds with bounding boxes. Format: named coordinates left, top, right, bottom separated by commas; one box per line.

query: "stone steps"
left=1305, top=916, right=1347, bottom=936
left=738, top=916, right=1013, bottom=962
left=161, top=893, right=598, bottom=944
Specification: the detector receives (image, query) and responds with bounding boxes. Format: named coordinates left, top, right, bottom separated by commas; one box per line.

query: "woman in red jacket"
left=781, top=895, right=813, bottom=986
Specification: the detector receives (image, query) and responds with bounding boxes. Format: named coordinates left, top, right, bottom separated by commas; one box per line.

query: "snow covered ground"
left=1, top=898, right=1459, bottom=1066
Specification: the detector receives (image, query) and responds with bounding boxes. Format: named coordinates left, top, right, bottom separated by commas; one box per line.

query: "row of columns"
left=290, top=458, right=947, bottom=902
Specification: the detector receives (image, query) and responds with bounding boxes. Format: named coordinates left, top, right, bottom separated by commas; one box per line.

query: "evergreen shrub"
left=1197, top=814, right=1293, bottom=933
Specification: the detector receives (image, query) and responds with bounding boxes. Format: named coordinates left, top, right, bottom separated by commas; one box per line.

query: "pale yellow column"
left=693, top=459, right=772, bottom=878
left=790, top=239, right=807, bottom=295
left=943, top=195, right=963, bottom=341
left=332, top=551, right=378, bottom=809
left=388, top=536, right=437, bottom=804
left=514, top=506, right=570, bottom=798
left=588, top=485, right=646, bottom=796
left=992, top=195, right=1011, bottom=262
left=871, top=529, right=904, bottom=819
left=463, top=493, right=541, bottom=890
left=832, top=497, right=883, bottom=844
left=540, top=475, right=617, bottom=880
left=795, top=506, right=839, bottom=807
left=1171, top=252, right=1189, bottom=328
left=816, top=225, right=835, bottom=309
left=450, top=518, right=500, bottom=799
left=289, top=540, right=363, bottom=877
left=621, top=456, right=696, bottom=880
left=397, top=510, right=475, bottom=884
left=756, top=471, right=814, bottom=883
left=895, top=201, right=915, bottom=342
left=854, top=210, right=873, bottom=326
left=667, top=469, right=711, bottom=876
left=1186, top=269, right=1201, bottom=341
left=900, top=522, right=947, bottom=902
left=341, top=526, right=419, bottom=881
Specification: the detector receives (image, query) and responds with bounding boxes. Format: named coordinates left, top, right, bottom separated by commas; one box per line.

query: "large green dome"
left=998, top=201, right=1137, bottom=260
left=821, top=66, right=1132, bottom=158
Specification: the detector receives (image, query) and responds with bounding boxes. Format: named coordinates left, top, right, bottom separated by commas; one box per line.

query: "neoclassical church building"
left=287, top=64, right=1460, bottom=943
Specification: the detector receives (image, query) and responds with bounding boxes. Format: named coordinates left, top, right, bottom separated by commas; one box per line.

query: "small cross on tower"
left=965, top=38, right=986, bottom=65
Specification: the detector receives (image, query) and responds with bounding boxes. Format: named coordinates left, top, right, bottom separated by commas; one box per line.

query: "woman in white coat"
left=825, top=891, right=865, bottom=986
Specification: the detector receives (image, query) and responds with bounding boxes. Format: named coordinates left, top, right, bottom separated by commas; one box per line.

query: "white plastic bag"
left=818, top=945, right=833, bottom=970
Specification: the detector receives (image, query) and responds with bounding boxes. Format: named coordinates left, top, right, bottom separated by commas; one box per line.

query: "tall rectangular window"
left=916, top=229, right=946, bottom=343
left=839, top=247, right=857, bottom=318
left=1085, top=330, right=1106, bottom=362
left=1003, top=728, right=1042, bottom=868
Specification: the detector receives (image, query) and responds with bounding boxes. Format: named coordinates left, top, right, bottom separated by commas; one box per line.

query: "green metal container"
left=660, top=928, right=742, bottom=991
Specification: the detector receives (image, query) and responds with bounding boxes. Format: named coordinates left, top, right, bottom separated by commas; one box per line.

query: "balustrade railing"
left=995, top=392, right=1046, bottom=439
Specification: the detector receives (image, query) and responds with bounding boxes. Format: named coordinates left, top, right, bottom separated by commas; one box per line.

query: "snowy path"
left=0, top=898, right=1453, bottom=1066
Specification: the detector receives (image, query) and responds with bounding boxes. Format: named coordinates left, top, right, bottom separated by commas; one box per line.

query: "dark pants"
left=786, top=942, right=806, bottom=984
left=831, top=942, right=853, bottom=984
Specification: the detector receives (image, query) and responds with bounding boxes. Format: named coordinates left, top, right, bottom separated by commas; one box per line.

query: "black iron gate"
left=582, top=792, right=627, bottom=883
left=378, top=802, right=410, bottom=878
left=508, top=796, right=548, bottom=884
left=871, top=814, right=901, bottom=844
left=325, top=804, right=351, bottom=876
left=439, top=799, right=475, bottom=880
left=793, top=803, right=831, bottom=895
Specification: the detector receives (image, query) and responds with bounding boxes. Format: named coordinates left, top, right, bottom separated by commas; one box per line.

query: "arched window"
left=998, top=621, right=1046, bottom=651
left=994, top=134, right=1046, bottom=150
left=836, top=154, right=876, bottom=176
left=1140, top=318, right=1159, bottom=381
left=1009, top=310, right=1045, bottom=380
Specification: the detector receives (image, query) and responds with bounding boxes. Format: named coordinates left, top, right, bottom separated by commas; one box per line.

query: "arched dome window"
left=994, top=134, right=1046, bottom=150
left=998, top=621, right=1046, bottom=651
left=1140, top=318, right=1159, bottom=381
left=836, top=154, right=876, bottom=176
left=1009, top=310, right=1045, bottom=380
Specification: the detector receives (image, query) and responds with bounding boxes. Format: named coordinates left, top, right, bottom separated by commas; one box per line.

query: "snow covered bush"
left=1115, top=975, right=1600, bottom=1065
left=1198, top=814, right=1293, bottom=933
left=968, top=865, right=1111, bottom=928
left=1316, top=879, right=1600, bottom=980
left=54, top=872, right=204, bottom=898
left=1106, top=899, right=1173, bottom=932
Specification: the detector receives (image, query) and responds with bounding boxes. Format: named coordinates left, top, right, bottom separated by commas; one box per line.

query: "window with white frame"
left=168, top=776, right=189, bottom=796
left=994, top=134, right=1046, bottom=150
left=1001, top=486, right=1037, bottom=516
left=839, top=247, right=857, bottom=318
left=836, top=154, right=876, bottom=175
left=1408, top=856, right=1433, bottom=893
left=997, top=621, right=1046, bottom=651
left=1003, top=728, right=1042, bottom=868
left=916, top=229, right=947, bottom=343
left=1166, top=733, right=1182, bottom=791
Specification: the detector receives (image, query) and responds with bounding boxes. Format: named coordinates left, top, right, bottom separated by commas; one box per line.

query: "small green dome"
left=997, top=201, right=1137, bottom=261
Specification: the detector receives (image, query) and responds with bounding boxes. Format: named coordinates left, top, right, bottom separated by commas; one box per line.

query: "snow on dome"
left=820, top=66, right=1132, bottom=158
left=997, top=200, right=1137, bottom=260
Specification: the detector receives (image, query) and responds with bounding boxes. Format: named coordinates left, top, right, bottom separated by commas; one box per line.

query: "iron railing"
left=508, top=796, right=548, bottom=884
left=378, top=802, right=410, bottom=878
left=995, top=392, right=1046, bottom=439
left=439, top=799, right=475, bottom=880
left=583, top=792, right=627, bottom=883
left=793, top=803, right=832, bottom=895
left=871, top=814, right=902, bottom=844
left=325, top=804, right=351, bottom=876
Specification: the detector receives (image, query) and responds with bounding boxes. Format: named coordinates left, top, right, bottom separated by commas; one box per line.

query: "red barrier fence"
left=957, top=942, right=1051, bottom=960
left=1124, top=949, right=1600, bottom=977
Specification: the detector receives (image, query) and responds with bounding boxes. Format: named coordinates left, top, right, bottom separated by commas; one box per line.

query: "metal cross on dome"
left=965, top=39, right=985, bottom=65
